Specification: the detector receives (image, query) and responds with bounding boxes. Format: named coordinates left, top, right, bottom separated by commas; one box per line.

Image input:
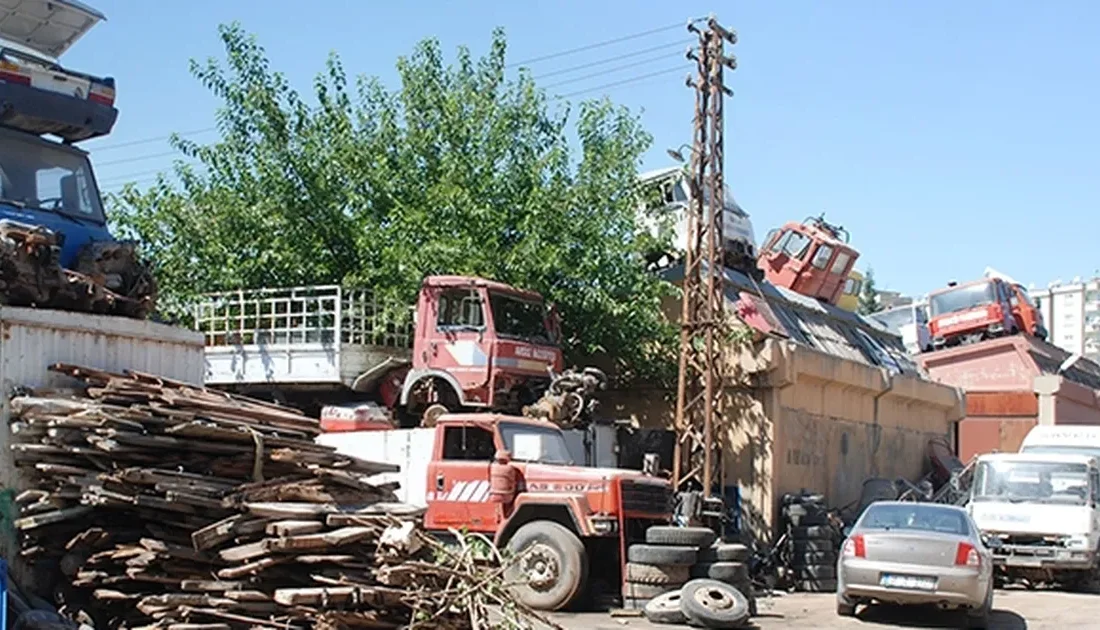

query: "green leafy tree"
left=111, top=23, right=677, bottom=381
left=858, top=267, right=882, bottom=314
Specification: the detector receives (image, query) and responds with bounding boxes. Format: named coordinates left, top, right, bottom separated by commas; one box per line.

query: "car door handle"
left=436, top=473, right=445, bottom=491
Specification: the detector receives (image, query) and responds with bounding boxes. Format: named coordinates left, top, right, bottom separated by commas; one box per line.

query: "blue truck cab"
left=0, top=1, right=153, bottom=317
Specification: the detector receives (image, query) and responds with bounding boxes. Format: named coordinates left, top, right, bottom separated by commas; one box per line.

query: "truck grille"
left=620, top=479, right=673, bottom=514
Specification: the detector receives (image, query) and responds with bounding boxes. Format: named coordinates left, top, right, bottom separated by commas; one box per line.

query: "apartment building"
left=1030, top=276, right=1100, bottom=361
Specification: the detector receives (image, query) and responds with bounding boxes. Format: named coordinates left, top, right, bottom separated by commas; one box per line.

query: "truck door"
left=424, top=423, right=500, bottom=533
left=426, top=287, right=492, bottom=405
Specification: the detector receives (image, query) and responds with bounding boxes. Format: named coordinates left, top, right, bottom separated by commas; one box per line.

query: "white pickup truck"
left=967, top=427, right=1100, bottom=590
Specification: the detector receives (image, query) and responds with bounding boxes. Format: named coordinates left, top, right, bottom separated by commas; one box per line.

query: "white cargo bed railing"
left=196, top=286, right=414, bottom=387
left=195, top=285, right=413, bottom=349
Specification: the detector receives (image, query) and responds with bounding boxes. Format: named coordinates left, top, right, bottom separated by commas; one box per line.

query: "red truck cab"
left=399, top=276, right=565, bottom=423
left=757, top=215, right=859, bottom=305
left=423, top=413, right=673, bottom=611
left=927, top=278, right=1047, bottom=351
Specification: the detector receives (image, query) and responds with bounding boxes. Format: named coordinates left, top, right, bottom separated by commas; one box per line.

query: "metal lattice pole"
left=673, top=16, right=738, bottom=512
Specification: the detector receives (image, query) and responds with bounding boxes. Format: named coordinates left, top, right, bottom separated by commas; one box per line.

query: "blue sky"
left=64, top=1, right=1099, bottom=297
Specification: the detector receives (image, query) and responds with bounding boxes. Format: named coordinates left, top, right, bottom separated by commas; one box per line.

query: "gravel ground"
left=549, top=588, right=1091, bottom=629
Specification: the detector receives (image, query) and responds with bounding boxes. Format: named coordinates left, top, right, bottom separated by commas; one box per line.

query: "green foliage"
left=858, top=267, right=882, bottom=314
left=110, top=23, right=676, bottom=381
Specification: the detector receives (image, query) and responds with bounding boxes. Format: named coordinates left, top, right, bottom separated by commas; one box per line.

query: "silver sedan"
left=837, top=501, right=994, bottom=629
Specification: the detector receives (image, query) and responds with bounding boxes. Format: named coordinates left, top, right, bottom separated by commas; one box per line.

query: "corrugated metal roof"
left=661, top=263, right=920, bottom=376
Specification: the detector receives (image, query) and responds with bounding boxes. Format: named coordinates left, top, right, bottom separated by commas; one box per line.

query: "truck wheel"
left=644, top=590, right=688, bottom=625
left=690, top=561, right=749, bottom=583
left=503, top=521, right=587, bottom=611
left=628, top=544, right=698, bottom=566
left=698, top=543, right=750, bottom=563
left=679, top=579, right=750, bottom=628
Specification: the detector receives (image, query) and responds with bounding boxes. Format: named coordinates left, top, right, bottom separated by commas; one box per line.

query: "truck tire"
left=645, top=525, right=717, bottom=548
left=797, top=550, right=837, bottom=565
left=644, top=590, right=688, bottom=624
left=503, top=521, right=587, bottom=611
left=690, top=561, right=749, bottom=583
left=625, top=562, right=690, bottom=585
left=628, top=544, right=698, bottom=566
left=794, top=563, right=836, bottom=580
left=679, top=579, right=750, bottom=628
left=791, top=525, right=837, bottom=540
left=698, top=543, right=750, bottom=563
left=792, top=539, right=836, bottom=555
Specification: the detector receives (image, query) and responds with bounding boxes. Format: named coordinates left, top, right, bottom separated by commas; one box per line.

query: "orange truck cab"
left=757, top=215, right=859, bottom=305
left=421, top=413, right=673, bottom=611
left=926, top=278, right=1047, bottom=351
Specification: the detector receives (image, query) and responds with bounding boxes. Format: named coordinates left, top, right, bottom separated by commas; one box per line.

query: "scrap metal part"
left=0, top=220, right=156, bottom=318
left=523, top=367, right=608, bottom=428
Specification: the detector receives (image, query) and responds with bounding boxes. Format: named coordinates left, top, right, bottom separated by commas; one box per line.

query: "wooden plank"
left=265, top=520, right=324, bottom=537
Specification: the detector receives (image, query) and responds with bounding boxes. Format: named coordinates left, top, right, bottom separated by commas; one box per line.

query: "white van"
left=869, top=302, right=931, bottom=355
left=968, top=451, right=1100, bottom=589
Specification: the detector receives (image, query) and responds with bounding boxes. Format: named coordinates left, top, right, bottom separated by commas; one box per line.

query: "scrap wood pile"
left=11, top=364, right=554, bottom=630
left=0, top=220, right=155, bottom=319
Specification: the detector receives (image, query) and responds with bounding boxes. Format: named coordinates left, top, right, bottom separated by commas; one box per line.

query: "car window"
left=831, top=251, right=852, bottom=275
left=811, top=244, right=834, bottom=270
left=782, top=231, right=811, bottom=260
left=441, top=425, right=495, bottom=461
left=858, top=503, right=969, bottom=536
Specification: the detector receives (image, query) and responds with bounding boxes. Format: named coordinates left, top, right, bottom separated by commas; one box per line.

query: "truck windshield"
left=489, top=292, right=554, bottom=345
left=972, top=460, right=1089, bottom=505
left=0, top=133, right=104, bottom=222
left=929, top=283, right=996, bottom=317
left=498, top=422, right=573, bottom=465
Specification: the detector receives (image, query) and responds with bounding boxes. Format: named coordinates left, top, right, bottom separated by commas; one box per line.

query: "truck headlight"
left=591, top=517, right=617, bottom=534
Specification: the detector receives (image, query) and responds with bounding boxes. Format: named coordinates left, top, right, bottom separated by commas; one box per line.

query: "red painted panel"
left=957, top=416, right=1038, bottom=461
left=965, top=392, right=1038, bottom=417
left=919, top=337, right=1038, bottom=392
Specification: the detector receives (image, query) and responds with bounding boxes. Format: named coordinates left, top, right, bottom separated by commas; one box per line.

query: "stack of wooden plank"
left=10, top=364, right=548, bottom=629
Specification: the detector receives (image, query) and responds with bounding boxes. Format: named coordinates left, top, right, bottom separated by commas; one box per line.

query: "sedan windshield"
left=929, top=283, right=995, bottom=317
left=498, top=422, right=573, bottom=465
left=857, top=503, right=970, bottom=536
left=489, top=292, right=554, bottom=345
left=972, top=460, right=1089, bottom=505
left=0, top=133, right=104, bottom=222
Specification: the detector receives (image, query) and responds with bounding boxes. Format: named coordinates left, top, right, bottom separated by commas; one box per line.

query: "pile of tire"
left=691, top=541, right=756, bottom=616
left=782, top=491, right=840, bottom=593
left=642, top=578, right=753, bottom=628
left=622, top=526, right=714, bottom=609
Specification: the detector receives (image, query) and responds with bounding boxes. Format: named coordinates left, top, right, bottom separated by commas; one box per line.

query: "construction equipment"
left=926, top=276, right=1047, bottom=351
left=757, top=214, right=859, bottom=306
left=671, top=16, right=738, bottom=528
left=0, top=1, right=156, bottom=318
left=199, top=276, right=606, bottom=427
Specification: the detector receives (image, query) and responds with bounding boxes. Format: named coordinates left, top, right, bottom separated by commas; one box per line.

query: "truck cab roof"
left=424, top=275, right=544, bottom=302
left=0, top=0, right=105, bottom=59
left=978, top=451, right=1098, bottom=466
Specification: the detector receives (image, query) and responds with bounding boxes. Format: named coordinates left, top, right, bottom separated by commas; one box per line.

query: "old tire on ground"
left=680, top=579, right=750, bottom=628
left=503, top=520, right=587, bottom=611
left=792, top=539, right=837, bottom=555
left=625, top=562, right=690, bottom=585
left=698, top=543, right=750, bottom=563
left=794, top=564, right=836, bottom=580
left=623, top=582, right=682, bottom=600
left=645, top=525, right=717, bottom=549
left=644, top=590, right=688, bottom=625
left=690, top=561, right=749, bottom=583
left=791, top=525, right=837, bottom=540
left=628, top=544, right=698, bottom=567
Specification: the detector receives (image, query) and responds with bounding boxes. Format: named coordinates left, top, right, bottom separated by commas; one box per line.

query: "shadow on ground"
left=857, top=604, right=1026, bottom=630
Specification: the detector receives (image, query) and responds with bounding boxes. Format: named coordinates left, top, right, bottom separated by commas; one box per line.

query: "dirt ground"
left=549, top=589, right=1091, bottom=629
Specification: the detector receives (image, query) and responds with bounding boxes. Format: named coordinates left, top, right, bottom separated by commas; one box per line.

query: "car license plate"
left=880, top=573, right=937, bottom=591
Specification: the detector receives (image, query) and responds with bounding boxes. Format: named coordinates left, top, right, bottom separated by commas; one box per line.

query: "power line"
left=95, top=150, right=181, bottom=167
left=541, top=52, right=684, bottom=90
left=93, top=127, right=217, bottom=152
left=531, top=39, right=689, bottom=80
left=553, top=66, right=686, bottom=100
left=506, top=21, right=690, bottom=68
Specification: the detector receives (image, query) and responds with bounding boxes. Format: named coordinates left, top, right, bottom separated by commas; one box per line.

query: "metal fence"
left=194, top=285, right=413, bottom=349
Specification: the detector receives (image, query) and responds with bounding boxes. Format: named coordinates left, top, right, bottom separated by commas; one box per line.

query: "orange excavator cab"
left=757, top=215, right=859, bottom=305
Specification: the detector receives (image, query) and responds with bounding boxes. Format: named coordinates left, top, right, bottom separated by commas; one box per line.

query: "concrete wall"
left=602, top=337, right=965, bottom=541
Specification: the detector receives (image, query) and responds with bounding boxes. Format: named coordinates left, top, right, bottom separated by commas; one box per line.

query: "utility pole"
left=672, top=16, right=737, bottom=526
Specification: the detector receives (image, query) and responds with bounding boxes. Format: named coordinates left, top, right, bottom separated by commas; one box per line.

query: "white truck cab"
left=1019, top=425, right=1100, bottom=459
left=968, top=451, right=1100, bottom=588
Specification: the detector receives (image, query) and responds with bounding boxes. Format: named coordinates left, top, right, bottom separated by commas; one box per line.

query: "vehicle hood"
left=0, top=0, right=105, bottom=59
left=0, top=203, right=111, bottom=267
left=969, top=500, right=1092, bottom=537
